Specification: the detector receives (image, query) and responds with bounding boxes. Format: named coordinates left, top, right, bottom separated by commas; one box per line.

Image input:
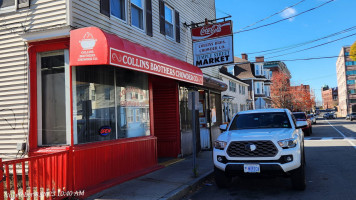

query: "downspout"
left=251, top=79, right=255, bottom=110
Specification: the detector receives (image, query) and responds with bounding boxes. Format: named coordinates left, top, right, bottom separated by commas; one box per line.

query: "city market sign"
left=193, top=36, right=233, bottom=68
left=191, top=21, right=234, bottom=68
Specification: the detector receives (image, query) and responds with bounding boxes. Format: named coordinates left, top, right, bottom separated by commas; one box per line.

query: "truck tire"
left=291, top=151, right=306, bottom=190
left=214, top=167, right=232, bottom=188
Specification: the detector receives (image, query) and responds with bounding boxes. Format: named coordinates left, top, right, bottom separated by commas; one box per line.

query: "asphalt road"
left=184, top=117, right=356, bottom=200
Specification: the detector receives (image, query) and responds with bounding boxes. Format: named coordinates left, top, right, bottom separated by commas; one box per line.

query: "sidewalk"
left=88, top=151, right=214, bottom=200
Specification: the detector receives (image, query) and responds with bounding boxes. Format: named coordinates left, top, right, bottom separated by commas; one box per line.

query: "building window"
left=73, top=66, right=150, bottom=144
left=0, top=0, right=30, bottom=13
left=131, top=0, right=144, bottom=29
left=345, top=52, right=350, bottom=56
left=159, top=0, right=180, bottom=42
left=347, top=80, right=355, bottom=85
left=349, top=90, right=356, bottom=94
left=346, top=70, right=356, bottom=75
left=346, top=61, right=356, bottom=66
left=111, top=0, right=126, bottom=20
left=255, top=64, right=263, bottom=76
left=241, top=86, right=246, bottom=95
left=164, top=4, right=174, bottom=39
left=229, top=81, right=236, bottom=92
left=255, top=82, right=264, bottom=94
left=227, top=66, right=234, bottom=75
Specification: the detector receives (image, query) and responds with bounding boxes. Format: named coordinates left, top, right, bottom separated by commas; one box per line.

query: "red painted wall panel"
left=72, top=136, right=157, bottom=191
left=152, top=77, right=181, bottom=158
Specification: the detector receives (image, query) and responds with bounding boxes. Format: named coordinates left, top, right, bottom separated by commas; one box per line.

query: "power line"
left=265, top=32, right=356, bottom=59
left=246, top=25, right=356, bottom=55
left=248, top=54, right=356, bottom=63
left=238, top=0, right=306, bottom=31
left=234, top=0, right=335, bottom=34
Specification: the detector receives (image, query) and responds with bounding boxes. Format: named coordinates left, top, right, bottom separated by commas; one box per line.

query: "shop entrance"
left=37, top=50, right=70, bottom=146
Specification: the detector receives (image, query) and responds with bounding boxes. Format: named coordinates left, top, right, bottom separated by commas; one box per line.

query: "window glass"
left=229, top=112, right=291, bottom=130
left=131, top=0, right=142, bottom=7
left=347, top=80, right=355, bottom=85
left=74, top=66, right=150, bottom=144
left=116, top=68, right=150, bottom=139
left=131, top=0, right=144, bottom=29
left=111, top=0, right=126, bottom=20
left=164, top=5, right=174, bottom=38
left=74, top=66, right=116, bottom=144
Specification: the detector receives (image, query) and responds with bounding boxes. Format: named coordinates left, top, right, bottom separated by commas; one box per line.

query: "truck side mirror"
left=220, top=124, right=228, bottom=131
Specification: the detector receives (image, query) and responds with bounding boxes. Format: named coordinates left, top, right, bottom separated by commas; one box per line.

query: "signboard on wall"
left=192, top=20, right=234, bottom=68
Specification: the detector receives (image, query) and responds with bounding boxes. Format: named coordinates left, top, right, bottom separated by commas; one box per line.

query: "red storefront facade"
left=25, top=27, right=203, bottom=196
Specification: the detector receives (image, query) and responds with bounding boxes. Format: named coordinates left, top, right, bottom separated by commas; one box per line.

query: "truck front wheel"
left=214, top=167, right=232, bottom=188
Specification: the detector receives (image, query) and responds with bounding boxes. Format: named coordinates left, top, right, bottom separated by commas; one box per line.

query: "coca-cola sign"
left=192, top=21, right=232, bottom=41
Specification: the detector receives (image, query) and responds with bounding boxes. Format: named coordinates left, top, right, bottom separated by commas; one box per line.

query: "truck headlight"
left=278, top=138, right=297, bottom=149
left=214, top=141, right=227, bottom=150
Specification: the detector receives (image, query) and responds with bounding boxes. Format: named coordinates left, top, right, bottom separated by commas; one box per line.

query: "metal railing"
left=1, top=151, right=69, bottom=200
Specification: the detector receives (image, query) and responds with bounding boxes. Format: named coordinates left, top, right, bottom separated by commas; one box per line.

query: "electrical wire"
left=238, top=0, right=306, bottom=31
left=265, top=32, right=356, bottom=59
left=234, top=0, right=335, bottom=34
left=246, top=25, right=356, bottom=55
left=248, top=54, right=356, bottom=63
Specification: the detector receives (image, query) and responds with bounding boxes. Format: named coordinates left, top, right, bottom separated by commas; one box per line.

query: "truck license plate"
left=244, top=164, right=260, bottom=173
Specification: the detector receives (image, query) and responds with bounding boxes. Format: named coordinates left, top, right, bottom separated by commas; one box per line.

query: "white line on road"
left=325, top=119, right=356, bottom=150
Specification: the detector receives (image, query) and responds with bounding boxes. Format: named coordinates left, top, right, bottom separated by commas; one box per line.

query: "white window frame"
left=37, top=50, right=71, bottom=146
left=255, top=82, right=264, bottom=94
left=0, top=0, right=17, bottom=14
left=229, top=80, right=236, bottom=92
left=131, top=0, right=145, bottom=31
left=164, top=4, right=175, bottom=40
left=111, top=0, right=128, bottom=23
left=255, top=64, right=263, bottom=76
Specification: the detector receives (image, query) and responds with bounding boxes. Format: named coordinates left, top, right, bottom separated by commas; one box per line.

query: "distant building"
left=229, top=55, right=273, bottom=109
left=336, top=46, right=356, bottom=116
left=321, top=85, right=338, bottom=110
left=219, top=66, right=250, bottom=123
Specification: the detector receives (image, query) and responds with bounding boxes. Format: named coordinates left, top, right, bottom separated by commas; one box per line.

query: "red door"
left=151, top=76, right=180, bottom=157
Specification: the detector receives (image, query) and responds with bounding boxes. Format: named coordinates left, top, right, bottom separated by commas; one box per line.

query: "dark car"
left=351, top=113, right=356, bottom=121
left=293, top=112, right=312, bottom=136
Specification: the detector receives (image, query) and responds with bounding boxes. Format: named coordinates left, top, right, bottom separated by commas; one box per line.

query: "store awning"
left=70, top=27, right=203, bottom=85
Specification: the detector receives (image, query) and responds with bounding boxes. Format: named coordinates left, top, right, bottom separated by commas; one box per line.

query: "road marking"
left=325, top=119, right=356, bottom=150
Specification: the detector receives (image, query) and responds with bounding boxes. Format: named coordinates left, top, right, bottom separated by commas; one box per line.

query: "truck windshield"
left=229, top=112, right=291, bottom=130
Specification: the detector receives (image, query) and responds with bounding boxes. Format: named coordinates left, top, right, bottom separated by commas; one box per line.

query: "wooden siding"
left=0, top=0, right=68, bottom=160
left=71, top=0, right=216, bottom=65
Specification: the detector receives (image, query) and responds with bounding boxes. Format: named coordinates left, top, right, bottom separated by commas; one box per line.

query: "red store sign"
left=70, top=27, right=203, bottom=85
left=191, top=20, right=233, bottom=41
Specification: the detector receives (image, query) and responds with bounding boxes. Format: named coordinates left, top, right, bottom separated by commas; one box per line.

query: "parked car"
left=293, top=112, right=312, bottom=136
left=350, top=113, right=356, bottom=121
left=346, top=114, right=350, bottom=120
left=307, top=114, right=316, bottom=124
left=323, top=112, right=335, bottom=119
left=215, top=108, right=306, bottom=190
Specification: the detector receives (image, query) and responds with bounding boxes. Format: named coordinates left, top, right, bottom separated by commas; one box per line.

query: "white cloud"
left=280, top=7, right=297, bottom=21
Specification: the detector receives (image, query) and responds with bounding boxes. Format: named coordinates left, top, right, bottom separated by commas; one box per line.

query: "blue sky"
left=215, top=0, right=356, bottom=103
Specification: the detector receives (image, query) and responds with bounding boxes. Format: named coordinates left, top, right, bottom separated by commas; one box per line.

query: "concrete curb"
left=158, top=169, right=214, bottom=200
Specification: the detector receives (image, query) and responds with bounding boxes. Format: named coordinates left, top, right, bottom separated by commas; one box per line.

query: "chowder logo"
left=79, top=32, right=97, bottom=50
left=77, top=32, right=98, bottom=62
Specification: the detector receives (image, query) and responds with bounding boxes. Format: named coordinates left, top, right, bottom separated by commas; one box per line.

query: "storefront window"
left=116, top=68, right=150, bottom=138
left=73, top=66, right=150, bottom=144
left=74, top=66, right=116, bottom=143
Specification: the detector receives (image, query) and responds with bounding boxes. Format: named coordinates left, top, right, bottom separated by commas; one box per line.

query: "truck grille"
left=227, top=140, right=278, bottom=157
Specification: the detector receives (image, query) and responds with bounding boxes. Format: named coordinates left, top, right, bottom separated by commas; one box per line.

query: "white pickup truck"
left=214, top=108, right=307, bottom=190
